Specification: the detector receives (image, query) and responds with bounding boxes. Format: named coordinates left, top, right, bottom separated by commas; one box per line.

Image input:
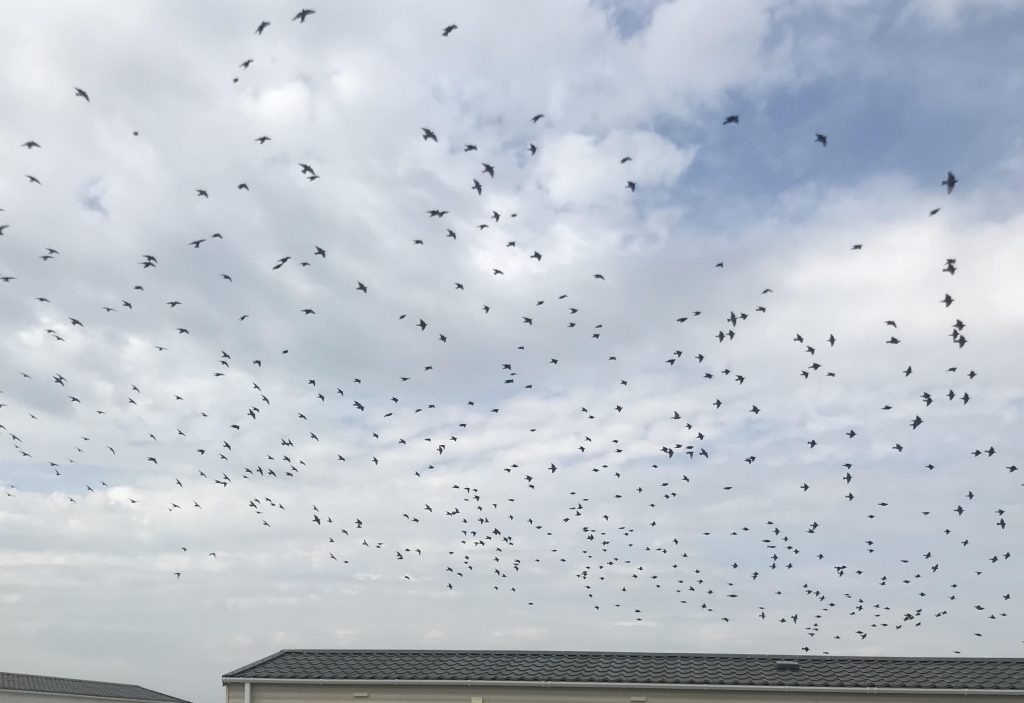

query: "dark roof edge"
left=222, top=650, right=291, bottom=679
left=223, top=648, right=1024, bottom=676
left=128, top=686, right=191, bottom=703
left=0, top=684, right=190, bottom=703
left=219, top=678, right=1024, bottom=696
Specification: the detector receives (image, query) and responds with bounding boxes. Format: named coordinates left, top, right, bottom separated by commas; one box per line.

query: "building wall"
left=225, top=682, right=1024, bottom=703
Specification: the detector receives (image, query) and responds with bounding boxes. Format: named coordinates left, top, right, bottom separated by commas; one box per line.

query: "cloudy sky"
left=2, top=1, right=1024, bottom=702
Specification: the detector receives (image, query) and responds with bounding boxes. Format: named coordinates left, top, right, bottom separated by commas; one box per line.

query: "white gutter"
left=220, top=678, right=1024, bottom=696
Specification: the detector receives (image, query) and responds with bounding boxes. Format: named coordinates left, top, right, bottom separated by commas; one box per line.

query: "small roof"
left=222, top=650, right=1024, bottom=691
left=0, top=671, right=189, bottom=703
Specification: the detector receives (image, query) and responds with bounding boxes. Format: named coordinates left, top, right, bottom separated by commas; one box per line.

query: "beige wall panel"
left=225, top=685, right=244, bottom=703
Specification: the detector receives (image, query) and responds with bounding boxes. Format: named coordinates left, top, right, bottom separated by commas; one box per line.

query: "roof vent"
left=775, top=660, right=801, bottom=672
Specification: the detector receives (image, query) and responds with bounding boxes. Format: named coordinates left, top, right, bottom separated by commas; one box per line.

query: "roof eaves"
left=0, top=686, right=189, bottom=703
left=217, top=678, right=1024, bottom=696
left=222, top=650, right=291, bottom=679
left=218, top=650, right=1024, bottom=691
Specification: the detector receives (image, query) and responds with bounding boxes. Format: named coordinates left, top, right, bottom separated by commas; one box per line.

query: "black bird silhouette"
left=74, top=87, right=90, bottom=101
left=942, top=171, right=958, bottom=194
left=0, top=14, right=1014, bottom=650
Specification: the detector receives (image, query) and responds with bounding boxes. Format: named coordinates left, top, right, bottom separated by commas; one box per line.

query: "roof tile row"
left=222, top=650, right=1024, bottom=690
left=0, top=672, right=189, bottom=703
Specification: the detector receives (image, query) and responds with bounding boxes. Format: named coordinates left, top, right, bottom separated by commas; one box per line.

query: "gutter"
left=220, top=678, right=1024, bottom=696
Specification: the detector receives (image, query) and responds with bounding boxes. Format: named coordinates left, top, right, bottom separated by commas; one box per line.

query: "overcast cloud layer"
left=2, top=2, right=1024, bottom=703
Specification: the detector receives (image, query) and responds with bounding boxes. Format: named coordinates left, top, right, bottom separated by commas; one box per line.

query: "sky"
left=2, top=1, right=1024, bottom=702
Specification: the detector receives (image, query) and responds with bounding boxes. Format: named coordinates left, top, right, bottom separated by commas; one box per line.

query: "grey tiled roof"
left=0, top=672, right=189, bottom=703
left=223, top=650, right=1024, bottom=691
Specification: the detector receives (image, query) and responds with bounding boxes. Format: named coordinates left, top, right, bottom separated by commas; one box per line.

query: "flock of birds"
left=1, top=6, right=1019, bottom=655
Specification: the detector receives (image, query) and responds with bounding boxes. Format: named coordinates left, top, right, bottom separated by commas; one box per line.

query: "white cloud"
left=2, top=2, right=1024, bottom=703
left=899, top=0, right=1018, bottom=29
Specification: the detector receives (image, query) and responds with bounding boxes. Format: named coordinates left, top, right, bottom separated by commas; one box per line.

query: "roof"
left=222, top=650, right=1024, bottom=691
left=0, top=672, right=189, bottom=703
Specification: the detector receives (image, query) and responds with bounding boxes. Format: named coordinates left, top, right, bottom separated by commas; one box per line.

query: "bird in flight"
left=0, top=9, right=1015, bottom=657
left=943, top=171, right=958, bottom=194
